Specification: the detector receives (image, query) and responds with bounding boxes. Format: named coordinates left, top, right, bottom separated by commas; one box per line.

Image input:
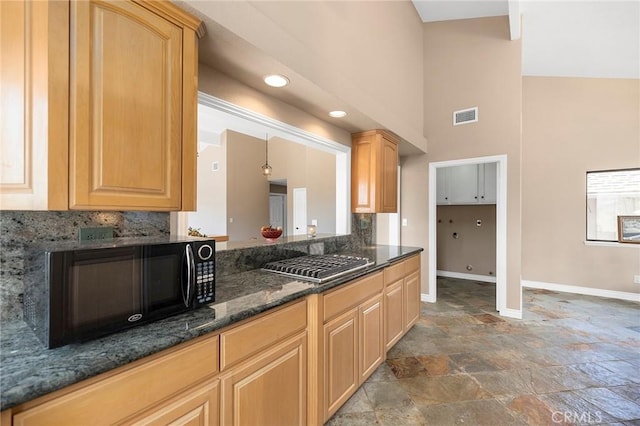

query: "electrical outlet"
left=79, top=227, right=114, bottom=241
left=311, top=219, right=318, bottom=226
left=634, top=275, right=640, bottom=284
left=402, top=218, right=408, bottom=227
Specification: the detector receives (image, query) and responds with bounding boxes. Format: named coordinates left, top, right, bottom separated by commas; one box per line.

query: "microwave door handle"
left=183, top=244, right=195, bottom=307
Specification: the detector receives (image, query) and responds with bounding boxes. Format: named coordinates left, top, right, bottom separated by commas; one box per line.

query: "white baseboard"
left=522, top=280, right=640, bottom=302
left=437, top=270, right=497, bottom=283
left=500, top=307, right=523, bottom=319
left=421, top=293, right=435, bottom=303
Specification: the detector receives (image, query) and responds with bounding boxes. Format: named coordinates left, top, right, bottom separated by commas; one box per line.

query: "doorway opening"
left=269, top=180, right=287, bottom=236
left=428, top=155, right=509, bottom=316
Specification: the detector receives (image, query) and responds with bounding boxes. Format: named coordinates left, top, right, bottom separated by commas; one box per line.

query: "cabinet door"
left=436, top=168, right=448, bottom=204
left=69, top=0, right=183, bottom=210
left=380, top=136, right=398, bottom=213
left=447, top=164, right=479, bottom=204
left=221, top=333, right=307, bottom=426
left=351, top=135, right=377, bottom=213
left=0, top=0, right=68, bottom=210
left=324, top=309, right=358, bottom=420
left=479, top=162, right=497, bottom=204
left=404, top=271, right=421, bottom=330
left=384, top=279, right=404, bottom=350
left=359, top=294, right=384, bottom=383
left=119, top=379, right=219, bottom=426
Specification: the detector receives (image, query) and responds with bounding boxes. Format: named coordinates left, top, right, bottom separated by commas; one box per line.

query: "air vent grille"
left=453, top=107, right=478, bottom=126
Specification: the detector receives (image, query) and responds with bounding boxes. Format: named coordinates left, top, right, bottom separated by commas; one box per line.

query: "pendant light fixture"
left=261, top=133, right=272, bottom=176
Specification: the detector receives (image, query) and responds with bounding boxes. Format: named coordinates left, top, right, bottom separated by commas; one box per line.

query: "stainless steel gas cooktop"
left=262, top=254, right=373, bottom=283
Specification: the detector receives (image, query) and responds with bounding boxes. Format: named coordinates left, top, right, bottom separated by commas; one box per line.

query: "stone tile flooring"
left=326, top=277, right=640, bottom=425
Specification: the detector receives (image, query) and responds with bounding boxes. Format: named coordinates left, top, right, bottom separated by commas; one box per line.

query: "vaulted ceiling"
left=412, top=0, right=639, bottom=79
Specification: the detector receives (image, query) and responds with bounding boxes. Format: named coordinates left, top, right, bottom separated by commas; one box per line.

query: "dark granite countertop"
left=0, top=244, right=422, bottom=411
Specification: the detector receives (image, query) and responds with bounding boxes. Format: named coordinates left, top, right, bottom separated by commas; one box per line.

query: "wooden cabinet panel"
left=221, top=333, right=307, bottom=426
left=323, top=309, right=358, bottom=419
left=119, top=379, right=219, bottom=426
left=380, top=137, right=398, bottom=212
left=384, top=279, right=404, bottom=350
left=0, top=0, right=68, bottom=210
left=220, top=300, right=306, bottom=370
left=405, top=255, right=420, bottom=275
left=69, top=0, right=183, bottom=210
left=358, top=295, right=384, bottom=383
left=1, top=0, right=201, bottom=211
left=12, top=336, right=219, bottom=426
left=405, top=270, right=421, bottom=330
left=383, top=260, right=405, bottom=285
left=351, top=130, right=399, bottom=213
left=351, top=137, right=376, bottom=212
left=323, top=272, right=383, bottom=322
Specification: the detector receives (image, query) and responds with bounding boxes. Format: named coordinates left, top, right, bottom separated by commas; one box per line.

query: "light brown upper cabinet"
left=351, top=130, right=399, bottom=213
left=0, top=0, right=203, bottom=211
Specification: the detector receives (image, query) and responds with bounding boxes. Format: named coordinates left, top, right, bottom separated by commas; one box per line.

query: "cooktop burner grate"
left=262, top=254, right=373, bottom=283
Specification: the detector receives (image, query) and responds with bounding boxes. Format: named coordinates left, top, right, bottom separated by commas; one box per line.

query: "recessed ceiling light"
left=263, top=74, right=289, bottom=88
left=329, top=110, right=347, bottom=118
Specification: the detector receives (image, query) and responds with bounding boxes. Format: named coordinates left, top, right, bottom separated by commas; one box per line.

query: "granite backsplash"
left=0, top=211, right=376, bottom=321
left=0, top=211, right=170, bottom=321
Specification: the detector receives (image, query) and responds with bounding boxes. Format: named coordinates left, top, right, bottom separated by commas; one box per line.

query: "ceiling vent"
left=453, top=107, right=478, bottom=126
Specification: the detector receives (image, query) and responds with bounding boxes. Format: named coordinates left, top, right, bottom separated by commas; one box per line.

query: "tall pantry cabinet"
left=0, top=0, right=203, bottom=211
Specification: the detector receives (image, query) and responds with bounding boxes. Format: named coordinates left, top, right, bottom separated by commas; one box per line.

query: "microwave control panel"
left=195, top=261, right=215, bottom=303
left=195, top=242, right=215, bottom=304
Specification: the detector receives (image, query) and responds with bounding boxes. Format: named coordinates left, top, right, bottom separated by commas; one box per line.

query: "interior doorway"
left=269, top=194, right=286, bottom=234
left=428, top=155, right=509, bottom=316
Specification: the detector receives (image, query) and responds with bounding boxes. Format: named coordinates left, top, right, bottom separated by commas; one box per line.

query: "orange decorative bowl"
left=261, top=229, right=283, bottom=240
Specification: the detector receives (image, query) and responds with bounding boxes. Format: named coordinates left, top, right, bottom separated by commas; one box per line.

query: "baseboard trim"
left=500, top=307, right=523, bottom=319
left=421, top=293, right=435, bottom=303
left=437, top=270, right=497, bottom=283
left=522, top=280, right=640, bottom=302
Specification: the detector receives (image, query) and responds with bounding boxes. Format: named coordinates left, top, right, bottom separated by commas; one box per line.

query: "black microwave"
left=23, top=237, right=215, bottom=348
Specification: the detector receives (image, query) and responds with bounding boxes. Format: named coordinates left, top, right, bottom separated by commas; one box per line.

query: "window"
left=586, top=168, right=640, bottom=242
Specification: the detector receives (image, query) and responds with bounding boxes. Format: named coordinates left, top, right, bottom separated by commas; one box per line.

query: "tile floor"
left=326, top=277, right=640, bottom=425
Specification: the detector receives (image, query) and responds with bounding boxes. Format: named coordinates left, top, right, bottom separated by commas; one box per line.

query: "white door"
left=293, top=188, right=307, bottom=236
left=269, top=194, right=286, bottom=233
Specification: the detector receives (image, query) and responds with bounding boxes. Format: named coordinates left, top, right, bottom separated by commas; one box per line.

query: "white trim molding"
left=500, top=307, right=523, bottom=319
left=421, top=293, right=435, bottom=303
left=522, top=280, right=640, bottom=303
left=437, top=270, right=497, bottom=283
left=428, top=155, right=509, bottom=314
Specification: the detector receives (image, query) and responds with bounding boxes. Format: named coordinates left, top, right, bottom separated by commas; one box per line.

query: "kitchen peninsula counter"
left=0, top=244, right=422, bottom=411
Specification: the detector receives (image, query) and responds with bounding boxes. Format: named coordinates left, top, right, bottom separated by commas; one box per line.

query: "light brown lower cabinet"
left=220, top=332, right=307, bottom=426
left=384, top=278, right=404, bottom=350
left=119, top=379, right=220, bottom=426
left=322, top=272, right=385, bottom=421
left=384, top=254, right=421, bottom=350
left=358, top=294, right=384, bottom=383
left=405, top=269, right=421, bottom=329
left=324, top=308, right=358, bottom=417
